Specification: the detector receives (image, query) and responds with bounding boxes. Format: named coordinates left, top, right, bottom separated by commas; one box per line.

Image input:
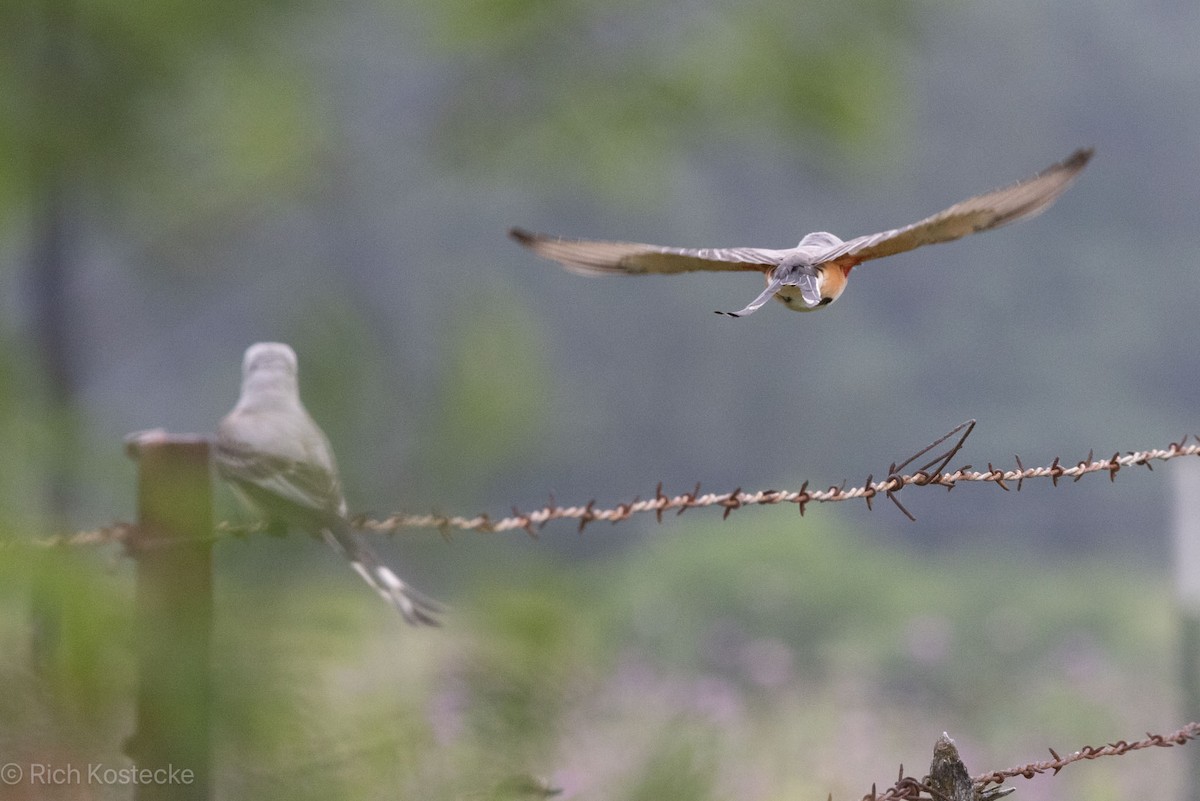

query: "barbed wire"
left=974, top=722, right=1200, bottom=786
left=17, top=423, right=1200, bottom=550
left=861, top=723, right=1200, bottom=801
left=351, top=425, right=1200, bottom=536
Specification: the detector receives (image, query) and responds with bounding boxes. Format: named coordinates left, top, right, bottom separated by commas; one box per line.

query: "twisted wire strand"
left=19, top=434, right=1200, bottom=549
left=861, top=723, right=1200, bottom=801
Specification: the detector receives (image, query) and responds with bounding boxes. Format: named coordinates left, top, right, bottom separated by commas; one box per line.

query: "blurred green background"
left=1, top=0, right=1197, bottom=797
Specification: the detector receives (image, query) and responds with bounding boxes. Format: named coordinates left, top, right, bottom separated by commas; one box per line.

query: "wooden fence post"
left=123, top=431, right=213, bottom=801
left=1174, top=460, right=1200, bottom=801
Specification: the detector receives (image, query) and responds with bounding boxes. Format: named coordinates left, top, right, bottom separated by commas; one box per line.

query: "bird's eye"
left=818, top=297, right=833, bottom=306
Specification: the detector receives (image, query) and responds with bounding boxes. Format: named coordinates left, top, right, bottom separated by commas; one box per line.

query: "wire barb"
left=24, top=428, right=1200, bottom=549
left=971, top=723, right=1200, bottom=789
left=861, top=724, right=1200, bottom=801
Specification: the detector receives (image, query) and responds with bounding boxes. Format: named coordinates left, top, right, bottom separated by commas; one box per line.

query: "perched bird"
left=511, top=148, right=1092, bottom=317
left=214, top=342, right=441, bottom=626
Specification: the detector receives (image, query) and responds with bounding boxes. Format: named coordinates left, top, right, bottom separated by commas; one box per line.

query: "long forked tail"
left=322, top=520, right=443, bottom=626
left=715, top=277, right=786, bottom=318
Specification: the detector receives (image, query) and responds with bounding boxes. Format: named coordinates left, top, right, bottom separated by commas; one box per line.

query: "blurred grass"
left=0, top=511, right=1179, bottom=800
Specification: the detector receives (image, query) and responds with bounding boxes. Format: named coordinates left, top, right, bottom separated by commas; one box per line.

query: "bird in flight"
left=510, top=148, right=1092, bottom=317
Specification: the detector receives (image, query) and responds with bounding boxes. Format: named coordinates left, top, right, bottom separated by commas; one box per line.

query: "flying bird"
left=215, top=342, right=442, bottom=626
left=510, top=148, right=1092, bottom=317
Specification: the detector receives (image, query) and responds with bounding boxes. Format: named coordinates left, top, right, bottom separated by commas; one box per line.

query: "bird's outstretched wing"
left=816, top=148, right=1093, bottom=270
left=510, top=227, right=787, bottom=276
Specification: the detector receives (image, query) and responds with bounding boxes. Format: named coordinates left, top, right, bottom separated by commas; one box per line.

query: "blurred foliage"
left=214, top=571, right=437, bottom=800
left=448, top=583, right=600, bottom=792
left=400, top=0, right=914, bottom=200
left=420, top=283, right=557, bottom=492
left=620, top=732, right=717, bottom=801
left=0, top=511, right=1175, bottom=799
left=461, top=590, right=584, bottom=749
left=124, top=52, right=331, bottom=261
left=0, top=547, right=132, bottom=772
left=0, top=336, right=57, bottom=528
left=607, top=514, right=1168, bottom=722
left=0, top=0, right=322, bottom=230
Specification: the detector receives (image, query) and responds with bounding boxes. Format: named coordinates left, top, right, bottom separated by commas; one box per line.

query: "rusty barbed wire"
left=858, top=769, right=935, bottom=801
left=860, top=723, right=1200, bottom=801
left=363, top=425, right=1200, bottom=536
left=973, top=722, right=1200, bottom=787
left=15, top=424, right=1200, bottom=549
left=26, top=522, right=141, bottom=549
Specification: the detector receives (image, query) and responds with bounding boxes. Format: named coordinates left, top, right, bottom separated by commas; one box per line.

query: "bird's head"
left=238, top=342, right=301, bottom=407
left=243, top=342, right=297, bottom=377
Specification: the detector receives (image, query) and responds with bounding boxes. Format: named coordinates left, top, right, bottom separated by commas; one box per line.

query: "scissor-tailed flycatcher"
left=511, top=148, right=1092, bottom=317
left=214, top=342, right=441, bottom=626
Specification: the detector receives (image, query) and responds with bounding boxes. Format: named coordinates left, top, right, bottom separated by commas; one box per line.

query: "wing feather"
left=510, top=228, right=784, bottom=275
left=817, top=148, right=1093, bottom=268
left=214, top=437, right=344, bottom=517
